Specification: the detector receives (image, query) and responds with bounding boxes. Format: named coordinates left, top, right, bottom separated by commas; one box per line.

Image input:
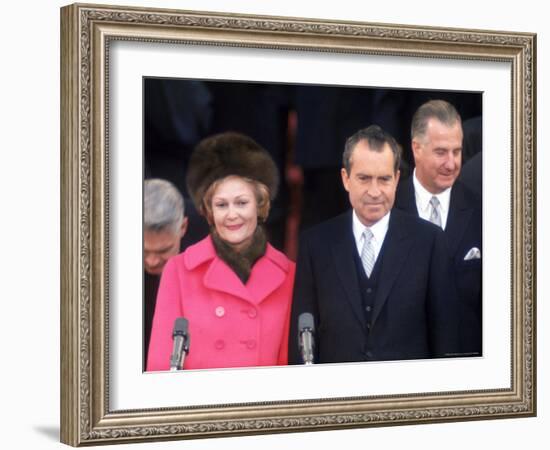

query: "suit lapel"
left=330, top=214, right=366, bottom=330
left=395, top=178, right=418, bottom=215
left=397, top=178, right=473, bottom=259
left=444, top=183, right=473, bottom=258
left=370, top=211, right=415, bottom=327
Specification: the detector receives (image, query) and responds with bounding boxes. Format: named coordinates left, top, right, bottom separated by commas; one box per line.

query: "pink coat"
left=147, top=236, right=295, bottom=371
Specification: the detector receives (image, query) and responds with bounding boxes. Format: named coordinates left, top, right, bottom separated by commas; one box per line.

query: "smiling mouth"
left=226, top=224, right=243, bottom=231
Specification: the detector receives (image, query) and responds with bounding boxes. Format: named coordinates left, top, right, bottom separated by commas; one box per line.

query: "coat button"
left=215, top=306, right=225, bottom=317
left=365, top=305, right=372, bottom=312
left=366, top=288, right=373, bottom=294
left=214, top=339, right=225, bottom=350
left=365, top=351, right=373, bottom=359
left=248, top=308, right=257, bottom=319
left=246, top=340, right=256, bottom=350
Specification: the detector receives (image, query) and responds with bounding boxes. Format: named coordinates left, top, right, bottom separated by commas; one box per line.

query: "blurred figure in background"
left=459, top=116, right=483, bottom=197
left=143, top=179, right=188, bottom=367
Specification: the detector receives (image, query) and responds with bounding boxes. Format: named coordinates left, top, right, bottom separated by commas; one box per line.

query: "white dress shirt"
left=352, top=209, right=390, bottom=265
left=413, top=170, right=452, bottom=230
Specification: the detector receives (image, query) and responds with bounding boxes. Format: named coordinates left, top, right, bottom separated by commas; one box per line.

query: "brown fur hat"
left=186, top=132, right=279, bottom=212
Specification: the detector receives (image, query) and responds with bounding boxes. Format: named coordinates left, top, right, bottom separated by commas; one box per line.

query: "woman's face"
left=211, top=176, right=258, bottom=252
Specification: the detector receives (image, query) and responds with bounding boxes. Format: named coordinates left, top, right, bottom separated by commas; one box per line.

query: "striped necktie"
left=361, top=228, right=375, bottom=278
left=429, top=196, right=442, bottom=228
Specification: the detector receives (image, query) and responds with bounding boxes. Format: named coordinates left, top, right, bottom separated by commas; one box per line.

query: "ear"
left=341, top=167, right=351, bottom=192
left=395, top=169, right=401, bottom=184
left=179, top=217, right=189, bottom=238
left=411, top=139, right=422, bottom=161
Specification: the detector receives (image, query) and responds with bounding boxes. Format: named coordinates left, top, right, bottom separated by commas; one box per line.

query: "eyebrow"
left=145, top=244, right=174, bottom=253
left=213, top=193, right=252, bottom=201
left=356, top=173, right=392, bottom=178
left=433, top=146, right=462, bottom=151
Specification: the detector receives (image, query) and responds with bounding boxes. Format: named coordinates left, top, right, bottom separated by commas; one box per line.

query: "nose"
left=145, top=254, right=161, bottom=268
left=368, top=181, right=381, bottom=197
left=227, top=204, right=239, bottom=219
left=444, top=153, right=458, bottom=171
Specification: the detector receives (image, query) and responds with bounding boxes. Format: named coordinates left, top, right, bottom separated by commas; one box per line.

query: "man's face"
left=144, top=220, right=187, bottom=275
left=341, top=140, right=400, bottom=227
left=412, top=118, right=463, bottom=194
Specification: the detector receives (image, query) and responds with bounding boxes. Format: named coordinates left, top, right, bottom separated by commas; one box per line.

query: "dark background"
left=144, top=78, right=482, bottom=257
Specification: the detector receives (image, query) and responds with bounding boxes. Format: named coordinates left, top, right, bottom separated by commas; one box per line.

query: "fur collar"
left=211, top=226, right=267, bottom=284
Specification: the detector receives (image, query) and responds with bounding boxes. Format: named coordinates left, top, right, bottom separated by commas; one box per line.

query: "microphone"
left=298, top=312, right=315, bottom=365
left=169, top=317, right=190, bottom=371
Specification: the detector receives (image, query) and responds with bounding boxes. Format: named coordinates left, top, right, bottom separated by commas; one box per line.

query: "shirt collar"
left=412, top=169, right=452, bottom=214
left=352, top=208, right=390, bottom=245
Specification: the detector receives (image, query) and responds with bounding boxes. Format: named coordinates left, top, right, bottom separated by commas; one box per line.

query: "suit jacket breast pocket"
left=455, top=258, right=482, bottom=306
left=457, top=257, right=481, bottom=273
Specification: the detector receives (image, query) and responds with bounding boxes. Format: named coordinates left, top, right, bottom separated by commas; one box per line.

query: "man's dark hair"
left=343, top=125, right=401, bottom=174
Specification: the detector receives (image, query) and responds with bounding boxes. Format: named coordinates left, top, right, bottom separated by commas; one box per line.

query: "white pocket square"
left=464, top=247, right=481, bottom=261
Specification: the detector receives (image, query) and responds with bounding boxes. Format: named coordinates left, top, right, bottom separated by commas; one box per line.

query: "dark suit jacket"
left=459, top=152, right=482, bottom=198
left=144, top=271, right=161, bottom=370
left=289, top=209, right=460, bottom=364
left=395, top=178, right=482, bottom=355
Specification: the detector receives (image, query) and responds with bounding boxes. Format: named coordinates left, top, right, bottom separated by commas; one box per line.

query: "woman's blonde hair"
left=201, top=175, right=271, bottom=225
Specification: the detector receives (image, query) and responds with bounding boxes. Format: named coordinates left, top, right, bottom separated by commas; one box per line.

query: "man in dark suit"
left=289, top=125, right=460, bottom=364
left=395, top=100, right=482, bottom=356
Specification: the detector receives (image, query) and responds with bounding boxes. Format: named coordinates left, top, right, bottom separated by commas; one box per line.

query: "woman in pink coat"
left=147, top=132, right=295, bottom=371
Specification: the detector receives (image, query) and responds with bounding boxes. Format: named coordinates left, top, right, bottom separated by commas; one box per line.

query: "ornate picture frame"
left=60, top=3, right=536, bottom=446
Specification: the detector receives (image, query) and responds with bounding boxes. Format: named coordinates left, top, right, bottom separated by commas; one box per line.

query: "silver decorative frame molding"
left=60, top=2, right=536, bottom=446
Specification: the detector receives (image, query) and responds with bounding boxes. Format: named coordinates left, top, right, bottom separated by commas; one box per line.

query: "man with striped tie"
left=289, top=125, right=460, bottom=364
left=395, top=100, right=482, bottom=357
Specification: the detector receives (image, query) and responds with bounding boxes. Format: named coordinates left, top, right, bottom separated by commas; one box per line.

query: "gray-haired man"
left=395, top=99, right=482, bottom=356
left=144, top=179, right=188, bottom=365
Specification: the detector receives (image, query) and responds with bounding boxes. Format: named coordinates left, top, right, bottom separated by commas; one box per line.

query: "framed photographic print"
left=60, top=2, right=536, bottom=446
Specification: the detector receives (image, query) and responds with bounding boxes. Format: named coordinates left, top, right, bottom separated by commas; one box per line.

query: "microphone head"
left=172, top=317, right=189, bottom=337
left=298, top=312, right=315, bottom=332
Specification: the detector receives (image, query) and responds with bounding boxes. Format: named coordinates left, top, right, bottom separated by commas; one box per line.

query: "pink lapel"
left=184, top=237, right=289, bottom=304
left=204, top=258, right=252, bottom=301
left=245, top=245, right=288, bottom=305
